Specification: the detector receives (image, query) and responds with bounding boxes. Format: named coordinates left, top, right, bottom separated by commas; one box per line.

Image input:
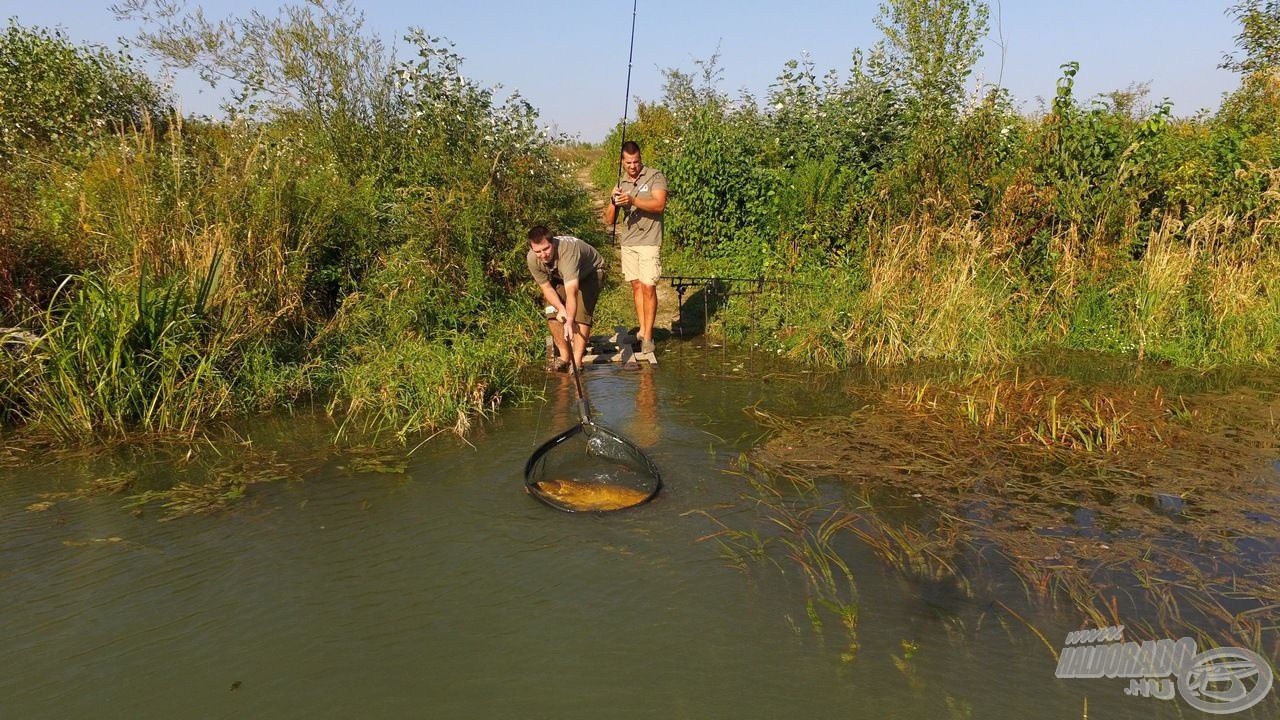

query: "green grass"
left=327, top=316, right=540, bottom=443
left=8, top=259, right=239, bottom=440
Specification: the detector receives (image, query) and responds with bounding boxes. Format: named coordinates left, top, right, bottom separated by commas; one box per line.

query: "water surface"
left=1, top=348, right=1275, bottom=718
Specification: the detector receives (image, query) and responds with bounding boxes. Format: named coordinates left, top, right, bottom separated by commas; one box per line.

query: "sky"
left=3, top=1, right=1244, bottom=139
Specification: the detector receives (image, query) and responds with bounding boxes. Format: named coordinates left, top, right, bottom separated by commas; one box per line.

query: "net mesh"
left=525, top=423, right=661, bottom=512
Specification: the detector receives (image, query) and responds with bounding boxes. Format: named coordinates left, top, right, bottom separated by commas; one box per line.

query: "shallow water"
left=1, top=347, right=1275, bottom=718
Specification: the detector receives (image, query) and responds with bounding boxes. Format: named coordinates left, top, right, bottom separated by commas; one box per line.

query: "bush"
left=0, top=21, right=168, bottom=161
left=605, top=0, right=1280, bottom=368
left=1, top=1, right=592, bottom=441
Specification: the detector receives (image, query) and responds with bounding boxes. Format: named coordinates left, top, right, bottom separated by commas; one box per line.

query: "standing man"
left=526, top=226, right=605, bottom=371
left=603, top=141, right=667, bottom=355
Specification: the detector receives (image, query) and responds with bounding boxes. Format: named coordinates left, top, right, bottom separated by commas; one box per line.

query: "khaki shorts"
left=553, top=270, right=602, bottom=326
left=621, top=245, right=661, bottom=286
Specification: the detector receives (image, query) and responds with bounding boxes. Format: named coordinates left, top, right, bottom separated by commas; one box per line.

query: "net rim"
left=524, top=422, right=662, bottom=513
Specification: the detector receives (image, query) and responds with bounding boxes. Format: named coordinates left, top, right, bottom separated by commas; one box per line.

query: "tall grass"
left=0, top=6, right=591, bottom=443
left=697, top=214, right=1280, bottom=369
left=327, top=316, right=536, bottom=442
left=9, top=257, right=238, bottom=439
left=594, top=2, right=1280, bottom=369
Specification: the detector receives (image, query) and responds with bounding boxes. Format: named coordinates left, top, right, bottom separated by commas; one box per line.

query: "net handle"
left=568, top=360, right=593, bottom=426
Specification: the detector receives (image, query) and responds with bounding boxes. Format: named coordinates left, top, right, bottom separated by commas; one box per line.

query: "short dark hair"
left=621, top=140, right=641, bottom=156
left=528, top=225, right=553, bottom=244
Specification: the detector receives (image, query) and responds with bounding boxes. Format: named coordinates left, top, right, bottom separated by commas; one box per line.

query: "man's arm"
left=604, top=187, right=621, bottom=225
left=538, top=281, right=566, bottom=318
left=561, top=278, right=580, bottom=340
left=615, top=187, right=667, bottom=214
left=633, top=188, right=667, bottom=213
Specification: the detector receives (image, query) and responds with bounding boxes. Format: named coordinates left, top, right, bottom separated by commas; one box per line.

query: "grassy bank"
left=5, top=0, right=1280, bottom=448
left=590, top=0, right=1280, bottom=370
left=650, top=219, right=1280, bottom=369
left=0, top=5, right=591, bottom=443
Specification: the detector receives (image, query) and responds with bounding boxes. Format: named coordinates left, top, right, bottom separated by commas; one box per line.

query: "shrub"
left=0, top=21, right=167, bottom=160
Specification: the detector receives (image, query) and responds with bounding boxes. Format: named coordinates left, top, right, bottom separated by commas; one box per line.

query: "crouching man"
left=526, top=226, right=606, bottom=370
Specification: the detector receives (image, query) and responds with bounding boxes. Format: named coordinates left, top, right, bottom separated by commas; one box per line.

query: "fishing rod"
left=610, top=0, right=639, bottom=246
left=662, top=274, right=819, bottom=341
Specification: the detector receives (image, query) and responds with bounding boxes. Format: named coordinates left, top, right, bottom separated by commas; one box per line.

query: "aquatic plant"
left=740, top=369, right=1280, bottom=660
left=694, top=466, right=864, bottom=663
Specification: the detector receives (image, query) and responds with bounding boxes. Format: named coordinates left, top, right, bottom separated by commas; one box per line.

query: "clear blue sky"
left=4, top=1, right=1242, bottom=139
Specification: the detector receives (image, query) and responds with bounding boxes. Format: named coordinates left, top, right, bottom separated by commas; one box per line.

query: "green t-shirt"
left=617, top=165, right=667, bottom=247
left=526, top=235, right=604, bottom=285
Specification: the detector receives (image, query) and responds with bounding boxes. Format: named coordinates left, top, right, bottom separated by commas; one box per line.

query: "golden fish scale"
left=534, top=479, right=649, bottom=511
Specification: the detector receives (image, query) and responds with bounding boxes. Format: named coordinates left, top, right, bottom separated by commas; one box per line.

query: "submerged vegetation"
left=700, top=358, right=1280, bottom=666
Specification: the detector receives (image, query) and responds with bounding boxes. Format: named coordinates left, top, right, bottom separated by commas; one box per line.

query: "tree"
left=874, top=0, right=990, bottom=126
left=0, top=21, right=167, bottom=159
left=113, top=0, right=395, bottom=168
left=1221, top=0, right=1280, bottom=76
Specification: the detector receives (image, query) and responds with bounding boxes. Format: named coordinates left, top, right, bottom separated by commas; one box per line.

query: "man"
left=603, top=141, right=667, bottom=355
left=526, top=226, right=605, bottom=371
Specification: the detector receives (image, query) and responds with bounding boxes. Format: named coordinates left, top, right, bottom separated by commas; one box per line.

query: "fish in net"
left=525, top=362, right=661, bottom=512
left=526, top=422, right=661, bottom=512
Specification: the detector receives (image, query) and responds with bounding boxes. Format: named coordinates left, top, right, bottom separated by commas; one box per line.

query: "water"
left=1, top=348, right=1275, bottom=718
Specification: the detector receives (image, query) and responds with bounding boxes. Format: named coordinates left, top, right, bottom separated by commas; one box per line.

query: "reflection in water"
left=626, top=369, right=660, bottom=448
left=542, top=372, right=578, bottom=431
left=539, top=367, right=662, bottom=451
left=5, top=351, right=1273, bottom=719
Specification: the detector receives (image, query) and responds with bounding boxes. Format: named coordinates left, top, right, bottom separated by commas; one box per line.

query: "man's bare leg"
left=630, top=279, right=645, bottom=340
left=640, top=283, right=658, bottom=345
left=572, top=324, right=591, bottom=368
left=548, top=319, right=571, bottom=366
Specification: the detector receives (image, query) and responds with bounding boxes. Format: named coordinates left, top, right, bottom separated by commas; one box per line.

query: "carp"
left=532, top=479, right=650, bottom=511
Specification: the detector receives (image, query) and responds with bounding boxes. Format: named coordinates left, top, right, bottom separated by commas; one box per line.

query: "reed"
left=9, top=256, right=238, bottom=440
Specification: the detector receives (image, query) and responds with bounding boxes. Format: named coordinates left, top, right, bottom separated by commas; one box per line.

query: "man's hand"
left=611, top=188, right=632, bottom=207
left=563, top=319, right=577, bottom=342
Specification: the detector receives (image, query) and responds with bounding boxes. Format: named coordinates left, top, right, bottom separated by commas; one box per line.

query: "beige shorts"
left=552, top=270, right=602, bottom=326
left=621, top=245, right=661, bottom=286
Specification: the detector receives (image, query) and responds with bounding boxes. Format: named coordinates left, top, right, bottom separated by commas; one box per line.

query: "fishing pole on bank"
left=610, top=0, right=639, bottom=247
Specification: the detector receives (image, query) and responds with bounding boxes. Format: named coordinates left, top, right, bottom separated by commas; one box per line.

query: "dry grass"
left=844, top=221, right=1015, bottom=366
left=711, top=212, right=1280, bottom=371
left=74, top=116, right=316, bottom=326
